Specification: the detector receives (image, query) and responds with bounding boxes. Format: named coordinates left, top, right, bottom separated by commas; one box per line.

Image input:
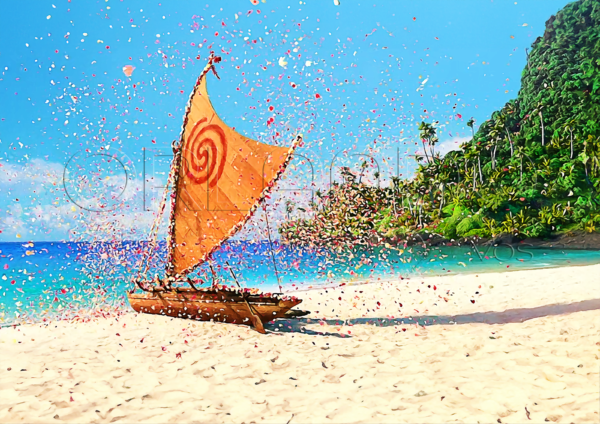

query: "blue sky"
left=0, top=0, right=573, bottom=242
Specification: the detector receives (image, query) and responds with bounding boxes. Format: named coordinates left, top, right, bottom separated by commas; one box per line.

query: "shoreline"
left=2, top=259, right=598, bottom=328
left=284, top=258, right=600, bottom=295
left=384, top=230, right=600, bottom=251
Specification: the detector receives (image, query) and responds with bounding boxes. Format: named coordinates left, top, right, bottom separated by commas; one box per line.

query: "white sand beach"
left=1, top=264, right=599, bottom=423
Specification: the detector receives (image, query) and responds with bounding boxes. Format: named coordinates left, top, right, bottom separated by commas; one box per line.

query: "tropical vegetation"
left=280, top=0, right=600, bottom=246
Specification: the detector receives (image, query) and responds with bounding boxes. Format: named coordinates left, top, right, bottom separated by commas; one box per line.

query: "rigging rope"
left=165, top=52, right=221, bottom=277
left=133, top=147, right=177, bottom=289
left=263, top=205, right=283, bottom=293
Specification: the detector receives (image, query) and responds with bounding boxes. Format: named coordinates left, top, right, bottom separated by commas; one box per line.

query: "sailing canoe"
left=127, top=54, right=308, bottom=333
left=127, top=287, right=306, bottom=326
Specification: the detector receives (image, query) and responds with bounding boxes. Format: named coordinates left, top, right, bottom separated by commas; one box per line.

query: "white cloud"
left=0, top=158, right=63, bottom=186
left=436, top=136, right=470, bottom=156
left=0, top=158, right=169, bottom=241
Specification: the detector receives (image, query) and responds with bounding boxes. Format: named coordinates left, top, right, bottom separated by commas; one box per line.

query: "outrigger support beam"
left=186, top=277, right=200, bottom=291
left=208, top=261, right=219, bottom=289
left=132, top=277, right=154, bottom=293
left=226, top=261, right=266, bottom=334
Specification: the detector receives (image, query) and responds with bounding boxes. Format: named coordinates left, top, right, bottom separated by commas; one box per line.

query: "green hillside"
left=280, top=0, right=600, bottom=246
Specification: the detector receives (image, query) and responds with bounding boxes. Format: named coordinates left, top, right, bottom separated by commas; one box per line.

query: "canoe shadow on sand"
left=265, top=298, right=600, bottom=337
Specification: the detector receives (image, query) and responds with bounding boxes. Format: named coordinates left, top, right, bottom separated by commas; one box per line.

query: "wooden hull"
left=126, top=287, right=304, bottom=332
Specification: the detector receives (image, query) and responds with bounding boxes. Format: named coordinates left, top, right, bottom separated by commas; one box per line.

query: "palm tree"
left=505, top=103, right=518, bottom=156
left=533, top=103, right=546, bottom=147
left=285, top=200, right=295, bottom=220
left=579, top=151, right=590, bottom=178
left=487, top=124, right=503, bottom=170
left=588, top=135, right=600, bottom=178
left=467, top=118, right=475, bottom=140
left=579, top=135, right=598, bottom=180
left=444, top=151, right=462, bottom=184
left=563, top=119, right=576, bottom=159
left=474, top=146, right=483, bottom=184
left=429, top=132, right=439, bottom=159
left=418, top=121, right=435, bottom=163
left=358, top=160, right=367, bottom=184
left=496, top=112, right=514, bottom=157
left=515, top=146, right=526, bottom=182
left=489, top=137, right=499, bottom=171
left=464, top=147, right=482, bottom=187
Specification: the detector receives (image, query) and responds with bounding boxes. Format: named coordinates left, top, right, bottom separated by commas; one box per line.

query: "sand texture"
left=1, top=264, right=599, bottom=423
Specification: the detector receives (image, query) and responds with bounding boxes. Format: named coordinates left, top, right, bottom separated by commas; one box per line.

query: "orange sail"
left=166, top=59, right=300, bottom=276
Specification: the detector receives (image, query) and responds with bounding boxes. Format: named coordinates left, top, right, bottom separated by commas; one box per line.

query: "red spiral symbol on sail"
left=183, top=118, right=228, bottom=187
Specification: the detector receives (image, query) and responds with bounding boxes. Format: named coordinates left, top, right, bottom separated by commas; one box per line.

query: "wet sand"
left=1, top=264, right=599, bottom=423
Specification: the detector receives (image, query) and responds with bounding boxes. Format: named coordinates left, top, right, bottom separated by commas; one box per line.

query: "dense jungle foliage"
left=280, top=0, right=600, bottom=247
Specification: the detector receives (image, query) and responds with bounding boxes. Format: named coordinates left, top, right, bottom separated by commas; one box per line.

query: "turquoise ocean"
left=1, top=240, right=599, bottom=325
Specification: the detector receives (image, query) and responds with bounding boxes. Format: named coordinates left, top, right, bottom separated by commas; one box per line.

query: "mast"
left=165, top=54, right=222, bottom=277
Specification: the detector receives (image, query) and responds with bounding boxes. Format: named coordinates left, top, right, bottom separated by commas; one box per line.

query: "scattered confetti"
left=122, top=65, right=135, bottom=77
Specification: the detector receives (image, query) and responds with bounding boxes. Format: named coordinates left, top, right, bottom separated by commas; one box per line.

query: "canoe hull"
left=126, top=287, right=303, bottom=330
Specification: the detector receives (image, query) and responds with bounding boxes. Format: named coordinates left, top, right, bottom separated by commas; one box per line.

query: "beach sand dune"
left=1, top=264, right=599, bottom=423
